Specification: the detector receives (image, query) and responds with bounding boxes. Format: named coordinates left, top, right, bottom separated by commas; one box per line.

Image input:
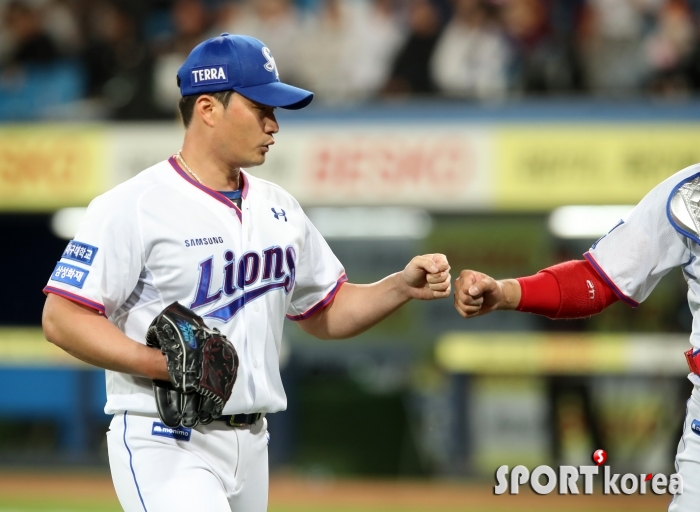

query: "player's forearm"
left=42, top=294, right=169, bottom=380
left=495, top=279, right=522, bottom=310
left=298, top=273, right=412, bottom=340
left=516, top=260, right=619, bottom=318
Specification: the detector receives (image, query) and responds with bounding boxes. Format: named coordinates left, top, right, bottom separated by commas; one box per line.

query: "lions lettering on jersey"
left=191, top=246, right=296, bottom=323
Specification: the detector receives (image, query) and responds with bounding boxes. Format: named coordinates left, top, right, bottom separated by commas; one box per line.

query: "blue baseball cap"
left=177, top=33, right=313, bottom=110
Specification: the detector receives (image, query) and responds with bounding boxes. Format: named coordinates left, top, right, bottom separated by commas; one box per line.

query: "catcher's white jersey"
left=585, top=163, right=700, bottom=385
left=44, top=157, right=346, bottom=415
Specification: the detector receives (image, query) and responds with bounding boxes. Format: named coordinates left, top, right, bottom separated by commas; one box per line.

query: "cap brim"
left=235, top=81, right=313, bottom=110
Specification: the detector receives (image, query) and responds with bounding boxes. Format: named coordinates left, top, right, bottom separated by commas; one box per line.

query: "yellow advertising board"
left=0, top=328, right=87, bottom=366
left=0, top=125, right=106, bottom=211
left=2, top=122, right=700, bottom=212
left=435, top=332, right=690, bottom=375
left=495, top=124, right=700, bottom=210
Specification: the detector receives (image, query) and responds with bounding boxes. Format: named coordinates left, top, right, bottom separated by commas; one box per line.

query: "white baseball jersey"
left=581, top=165, right=700, bottom=512
left=585, top=163, right=700, bottom=385
left=44, top=156, right=347, bottom=415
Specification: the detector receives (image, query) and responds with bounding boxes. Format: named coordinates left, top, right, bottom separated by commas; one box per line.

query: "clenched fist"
left=402, top=253, right=451, bottom=300
left=453, top=269, right=521, bottom=318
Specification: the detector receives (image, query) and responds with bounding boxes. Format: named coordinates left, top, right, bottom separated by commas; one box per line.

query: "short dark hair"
left=178, top=90, right=235, bottom=128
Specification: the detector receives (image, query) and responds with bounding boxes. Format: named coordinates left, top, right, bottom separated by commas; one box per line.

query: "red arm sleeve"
left=516, top=260, right=619, bottom=319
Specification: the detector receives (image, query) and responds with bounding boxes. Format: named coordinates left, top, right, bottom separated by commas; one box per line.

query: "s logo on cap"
left=262, top=47, right=279, bottom=79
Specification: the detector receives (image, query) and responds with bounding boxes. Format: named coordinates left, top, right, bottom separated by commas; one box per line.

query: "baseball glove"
left=146, top=302, right=238, bottom=428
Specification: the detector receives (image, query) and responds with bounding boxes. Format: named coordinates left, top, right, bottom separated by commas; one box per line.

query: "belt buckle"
left=228, top=415, right=247, bottom=427
left=228, top=413, right=259, bottom=427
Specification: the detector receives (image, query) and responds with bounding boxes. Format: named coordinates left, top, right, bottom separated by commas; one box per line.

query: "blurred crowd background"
left=3, top=0, right=700, bottom=120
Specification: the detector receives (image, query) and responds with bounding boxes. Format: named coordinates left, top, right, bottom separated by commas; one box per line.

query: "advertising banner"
left=0, top=125, right=106, bottom=211
left=3, top=121, right=700, bottom=211
left=495, top=125, right=700, bottom=210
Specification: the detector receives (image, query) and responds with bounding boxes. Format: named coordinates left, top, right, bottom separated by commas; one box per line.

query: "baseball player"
left=453, top=164, right=700, bottom=510
left=41, top=34, right=451, bottom=512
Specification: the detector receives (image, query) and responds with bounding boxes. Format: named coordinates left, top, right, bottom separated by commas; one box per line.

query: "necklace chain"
left=177, top=151, right=204, bottom=185
left=176, top=151, right=240, bottom=191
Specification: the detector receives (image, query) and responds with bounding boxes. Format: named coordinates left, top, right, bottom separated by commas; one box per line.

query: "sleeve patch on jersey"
left=62, top=240, right=98, bottom=266
left=50, top=262, right=89, bottom=289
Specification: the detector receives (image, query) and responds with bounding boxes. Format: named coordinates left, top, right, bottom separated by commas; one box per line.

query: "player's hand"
left=401, top=253, right=451, bottom=300
left=453, top=270, right=516, bottom=318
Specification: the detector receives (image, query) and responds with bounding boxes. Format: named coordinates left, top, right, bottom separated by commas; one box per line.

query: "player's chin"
left=245, top=154, right=266, bottom=168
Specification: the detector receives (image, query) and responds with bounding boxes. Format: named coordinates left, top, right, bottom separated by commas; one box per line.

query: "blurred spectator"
left=42, top=0, right=82, bottom=55
left=219, top=0, right=303, bottom=86
left=430, top=0, right=508, bottom=99
left=384, top=0, right=443, bottom=96
left=293, top=0, right=353, bottom=101
left=343, top=0, right=405, bottom=100
left=292, top=0, right=403, bottom=102
left=4, top=0, right=700, bottom=120
left=502, top=0, right=586, bottom=94
left=580, top=0, right=661, bottom=93
left=644, top=0, right=695, bottom=95
left=81, top=0, right=155, bottom=119
left=2, top=0, right=60, bottom=67
left=152, top=0, right=215, bottom=114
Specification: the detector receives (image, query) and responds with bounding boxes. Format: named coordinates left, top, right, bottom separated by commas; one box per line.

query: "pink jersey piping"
left=43, top=286, right=107, bottom=315
left=168, top=156, right=247, bottom=221
left=286, top=274, right=348, bottom=321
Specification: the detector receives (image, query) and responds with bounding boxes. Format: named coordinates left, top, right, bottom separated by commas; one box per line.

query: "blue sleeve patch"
left=50, top=262, right=89, bottom=289
left=62, top=240, right=98, bottom=266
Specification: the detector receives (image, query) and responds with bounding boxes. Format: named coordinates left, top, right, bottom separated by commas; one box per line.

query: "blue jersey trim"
left=123, top=412, right=148, bottom=512
left=591, top=219, right=624, bottom=250
left=583, top=252, right=639, bottom=308
left=666, top=171, right=700, bottom=246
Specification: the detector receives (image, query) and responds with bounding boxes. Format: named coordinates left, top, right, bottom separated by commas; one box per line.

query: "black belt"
left=216, top=413, right=263, bottom=427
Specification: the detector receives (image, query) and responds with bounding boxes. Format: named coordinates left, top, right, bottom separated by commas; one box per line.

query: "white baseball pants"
left=669, top=384, right=700, bottom=512
left=107, top=411, right=269, bottom=512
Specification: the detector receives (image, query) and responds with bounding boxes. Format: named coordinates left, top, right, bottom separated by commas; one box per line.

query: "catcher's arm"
left=298, top=254, right=451, bottom=340
left=42, top=293, right=169, bottom=380
left=453, top=270, right=521, bottom=318
left=454, top=261, right=620, bottom=319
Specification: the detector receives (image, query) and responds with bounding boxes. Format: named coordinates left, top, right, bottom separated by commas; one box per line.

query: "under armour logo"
left=262, top=47, right=279, bottom=79
left=271, top=208, right=287, bottom=222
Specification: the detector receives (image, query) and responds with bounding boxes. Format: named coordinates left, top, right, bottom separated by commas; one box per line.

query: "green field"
left=0, top=472, right=672, bottom=512
left=0, top=497, right=672, bottom=512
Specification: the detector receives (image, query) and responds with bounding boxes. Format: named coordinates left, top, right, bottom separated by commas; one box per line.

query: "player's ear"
left=194, top=95, right=218, bottom=128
